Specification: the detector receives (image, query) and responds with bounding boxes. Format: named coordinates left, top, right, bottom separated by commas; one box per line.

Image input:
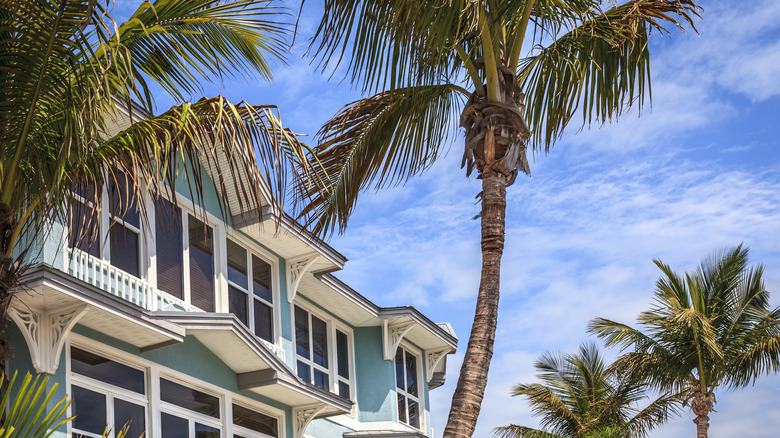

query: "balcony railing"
left=64, top=248, right=285, bottom=361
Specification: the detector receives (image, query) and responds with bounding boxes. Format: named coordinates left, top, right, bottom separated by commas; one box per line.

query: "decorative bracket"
left=426, top=348, right=451, bottom=382
left=382, top=318, right=415, bottom=360
left=292, top=404, right=326, bottom=438
left=8, top=304, right=88, bottom=374
left=286, top=253, right=319, bottom=303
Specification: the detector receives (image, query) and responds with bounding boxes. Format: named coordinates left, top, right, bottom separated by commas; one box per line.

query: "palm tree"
left=589, top=245, right=780, bottom=438
left=0, top=0, right=317, bottom=375
left=299, top=1, right=701, bottom=435
left=494, top=343, right=681, bottom=438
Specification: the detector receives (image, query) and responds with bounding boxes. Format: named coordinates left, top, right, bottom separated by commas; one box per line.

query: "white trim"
left=67, top=334, right=286, bottom=438
left=292, top=302, right=357, bottom=404
left=395, top=341, right=425, bottom=432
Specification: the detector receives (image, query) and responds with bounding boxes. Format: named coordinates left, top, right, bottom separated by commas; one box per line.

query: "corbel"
left=382, top=318, right=415, bottom=360
left=286, top=253, right=319, bottom=302
left=8, top=304, right=88, bottom=374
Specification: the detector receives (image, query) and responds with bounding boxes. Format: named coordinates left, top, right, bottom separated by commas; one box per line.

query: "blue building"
left=6, top=110, right=457, bottom=438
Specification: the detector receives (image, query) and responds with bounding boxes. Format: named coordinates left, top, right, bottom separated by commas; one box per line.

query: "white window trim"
left=292, top=302, right=356, bottom=404
left=224, top=232, right=281, bottom=346
left=66, top=334, right=286, bottom=438
left=395, top=341, right=425, bottom=432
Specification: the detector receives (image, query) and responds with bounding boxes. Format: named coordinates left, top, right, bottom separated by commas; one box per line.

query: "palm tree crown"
left=494, top=343, right=682, bottom=438
left=0, top=0, right=316, bottom=370
left=589, top=245, right=780, bottom=438
left=302, top=1, right=701, bottom=436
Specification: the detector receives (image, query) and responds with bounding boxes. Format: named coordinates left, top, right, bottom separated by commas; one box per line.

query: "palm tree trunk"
left=443, top=171, right=506, bottom=438
left=693, top=414, right=709, bottom=438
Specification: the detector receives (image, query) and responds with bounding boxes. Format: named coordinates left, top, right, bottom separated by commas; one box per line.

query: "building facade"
left=5, top=110, right=457, bottom=438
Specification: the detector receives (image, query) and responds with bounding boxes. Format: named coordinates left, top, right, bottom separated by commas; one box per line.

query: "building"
left=5, top=109, right=457, bottom=438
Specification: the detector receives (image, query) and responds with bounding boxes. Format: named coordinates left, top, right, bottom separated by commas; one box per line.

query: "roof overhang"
left=158, top=313, right=352, bottom=417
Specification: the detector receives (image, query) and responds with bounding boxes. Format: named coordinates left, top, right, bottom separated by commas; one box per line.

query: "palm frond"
left=296, top=84, right=463, bottom=236
left=494, top=424, right=565, bottom=438
left=305, top=0, right=467, bottom=93
left=0, top=371, right=73, bottom=438
left=518, top=0, right=700, bottom=153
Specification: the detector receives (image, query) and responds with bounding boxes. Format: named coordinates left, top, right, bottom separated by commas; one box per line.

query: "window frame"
left=292, top=302, right=356, bottom=402
left=224, top=234, right=280, bottom=345
left=66, top=335, right=286, bottom=438
left=68, top=177, right=148, bottom=281
left=395, top=342, right=425, bottom=431
left=67, top=345, right=149, bottom=438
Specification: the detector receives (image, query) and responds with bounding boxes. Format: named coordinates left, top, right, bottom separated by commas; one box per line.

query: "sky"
left=135, top=0, right=780, bottom=436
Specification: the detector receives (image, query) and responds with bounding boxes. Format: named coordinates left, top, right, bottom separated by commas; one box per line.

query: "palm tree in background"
left=494, top=343, right=682, bottom=438
left=299, top=1, right=701, bottom=435
left=589, top=245, right=780, bottom=438
left=0, top=0, right=317, bottom=375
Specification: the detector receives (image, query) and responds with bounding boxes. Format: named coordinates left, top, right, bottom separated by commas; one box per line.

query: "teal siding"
left=306, top=417, right=356, bottom=438
left=353, top=326, right=396, bottom=423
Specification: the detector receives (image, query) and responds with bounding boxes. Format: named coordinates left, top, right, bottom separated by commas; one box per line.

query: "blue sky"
left=139, top=0, right=780, bottom=436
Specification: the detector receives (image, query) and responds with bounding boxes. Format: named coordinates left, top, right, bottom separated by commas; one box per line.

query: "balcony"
left=64, top=247, right=285, bottom=361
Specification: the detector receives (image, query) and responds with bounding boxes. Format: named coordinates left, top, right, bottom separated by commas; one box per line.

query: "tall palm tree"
left=494, top=343, right=682, bottom=438
left=0, top=0, right=317, bottom=374
left=299, top=1, right=701, bottom=435
left=589, top=245, right=780, bottom=438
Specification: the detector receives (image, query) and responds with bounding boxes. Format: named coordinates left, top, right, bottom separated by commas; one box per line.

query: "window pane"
left=336, top=330, right=349, bottom=379
left=395, top=348, right=405, bottom=390
left=229, top=286, right=248, bottom=327
left=226, top=239, right=248, bottom=288
left=71, top=347, right=145, bottom=394
left=252, top=255, right=272, bottom=303
left=68, top=200, right=99, bottom=257
left=408, top=400, right=420, bottom=429
left=114, top=398, right=145, bottom=438
left=232, top=404, right=278, bottom=438
left=294, top=306, right=310, bottom=359
left=161, top=412, right=189, bottom=438
left=296, top=361, right=311, bottom=383
left=254, top=300, right=273, bottom=342
left=160, top=378, right=220, bottom=419
left=313, top=369, right=329, bottom=390
left=189, top=216, right=215, bottom=312
left=338, top=382, right=350, bottom=399
left=109, top=172, right=139, bottom=227
left=72, top=386, right=107, bottom=434
left=397, top=394, right=407, bottom=425
left=311, top=315, right=328, bottom=367
left=156, top=198, right=183, bottom=299
left=196, top=423, right=221, bottom=438
left=405, top=351, right=418, bottom=397
left=110, top=223, right=139, bottom=277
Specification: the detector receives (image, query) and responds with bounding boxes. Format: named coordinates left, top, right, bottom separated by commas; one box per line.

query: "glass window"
left=156, top=198, right=183, bottom=299
left=294, top=306, right=353, bottom=398
left=189, top=216, right=215, bottom=312
left=109, top=173, right=141, bottom=277
left=162, top=412, right=189, bottom=438
left=395, top=346, right=421, bottom=429
left=232, top=404, right=278, bottom=438
left=227, top=239, right=275, bottom=343
left=71, top=347, right=148, bottom=438
left=68, top=198, right=100, bottom=257
left=160, top=378, right=220, bottom=419
left=71, top=347, right=145, bottom=394
left=72, top=386, right=107, bottom=435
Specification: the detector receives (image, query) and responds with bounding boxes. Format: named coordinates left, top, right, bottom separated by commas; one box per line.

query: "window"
left=294, top=305, right=352, bottom=398
left=395, top=346, right=421, bottom=429
left=109, top=173, right=141, bottom=277
left=227, top=239, right=275, bottom=342
left=70, top=347, right=147, bottom=438
left=160, top=378, right=222, bottom=438
left=156, top=197, right=184, bottom=299
left=232, top=403, right=278, bottom=438
left=189, top=215, right=215, bottom=312
left=68, top=174, right=144, bottom=278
